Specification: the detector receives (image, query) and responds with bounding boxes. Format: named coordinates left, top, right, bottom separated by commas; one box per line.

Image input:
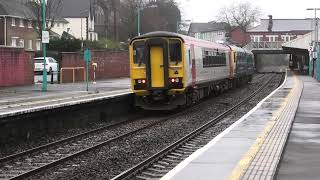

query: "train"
left=129, top=31, right=255, bottom=110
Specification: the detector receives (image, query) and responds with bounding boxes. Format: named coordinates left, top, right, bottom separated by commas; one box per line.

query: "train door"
left=150, top=47, right=165, bottom=87
left=190, top=44, right=196, bottom=87
left=145, top=38, right=169, bottom=89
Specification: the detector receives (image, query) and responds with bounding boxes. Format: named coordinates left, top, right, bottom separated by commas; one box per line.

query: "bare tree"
left=26, top=0, right=63, bottom=37
left=217, top=2, right=262, bottom=32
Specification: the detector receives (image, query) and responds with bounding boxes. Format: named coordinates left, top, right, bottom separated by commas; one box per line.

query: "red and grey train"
left=129, top=31, right=254, bottom=110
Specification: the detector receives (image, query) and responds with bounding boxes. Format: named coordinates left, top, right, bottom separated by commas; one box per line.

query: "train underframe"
left=134, top=74, right=253, bottom=110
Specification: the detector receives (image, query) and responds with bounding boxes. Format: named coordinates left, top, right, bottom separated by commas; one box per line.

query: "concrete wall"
left=0, top=94, right=134, bottom=144
left=0, top=47, right=34, bottom=87
left=60, top=50, right=129, bottom=83
left=255, top=54, right=289, bottom=72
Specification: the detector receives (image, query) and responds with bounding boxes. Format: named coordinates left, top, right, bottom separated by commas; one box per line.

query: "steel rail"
left=111, top=73, right=284, bottom=180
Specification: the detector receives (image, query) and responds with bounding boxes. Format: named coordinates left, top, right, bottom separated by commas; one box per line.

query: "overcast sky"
left=175, top=0, right=320, bottom=22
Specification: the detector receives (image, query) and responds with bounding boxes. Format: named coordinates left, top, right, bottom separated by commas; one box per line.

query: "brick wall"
left=0, top=47, right=34, bottom=87
left=61, top=50, right=129, bottom=83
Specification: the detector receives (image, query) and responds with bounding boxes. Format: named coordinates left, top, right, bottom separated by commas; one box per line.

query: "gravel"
left=10, top=73, right=282, bottom=180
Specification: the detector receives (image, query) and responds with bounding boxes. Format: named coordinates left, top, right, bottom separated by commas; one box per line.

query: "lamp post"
left=307, top=8, right=320, bottom=46
left=138, top=7, right=141, bottom=36
left=307, top=8, right=320, bottom=79
left=80, top=10, right=89, bottom=49
left=42, top=0, right=47, bottom=91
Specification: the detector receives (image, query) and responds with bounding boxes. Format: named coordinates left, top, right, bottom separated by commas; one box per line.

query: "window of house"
left=28, top=21, right=32, bottom=28
left=57, top=22, right=60, bottom=27
left=12, top=18, right=16, bottom=26
left=11, top=37, right=18, bottom=47
left=28, top=40, right=33, bottom=49
left=266, top=35, right=278, bottom=42
left=36, top=39, right=41, bottom=50
left=19, top=39, right=24, bottom=47
left=281, top=35, right=291, bottom=42
left=19, top=19, right=24, bottom=27
left=251, top=35, right=263, bottom=42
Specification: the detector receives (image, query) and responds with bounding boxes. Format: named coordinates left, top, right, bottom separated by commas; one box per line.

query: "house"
left=246, top=16, right=313, bottom=49
left=61, top=0, right=120, bottom=41
left=188, top=21, right=229, bottom=42
left=0, top=0, right=39, bottom=50
left=61, top=0, right=98, bottom=41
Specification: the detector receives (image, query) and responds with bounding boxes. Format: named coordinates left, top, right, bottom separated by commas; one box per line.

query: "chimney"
left=268, top=15, right=273, bottom=32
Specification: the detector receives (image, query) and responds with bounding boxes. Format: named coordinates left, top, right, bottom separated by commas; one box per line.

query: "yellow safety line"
left=228, top=75, right=299, bottom=180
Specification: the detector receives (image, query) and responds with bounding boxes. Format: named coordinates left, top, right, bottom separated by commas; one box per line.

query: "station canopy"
left=282, top=30, right=320, bottom=51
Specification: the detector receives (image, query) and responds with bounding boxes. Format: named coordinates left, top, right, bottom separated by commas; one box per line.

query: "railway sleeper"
left=146, top=168, right=169, bottom=173
left=141, top=171, right=163, bottom=178
left=169, top=152, right=185, bottom=157
left=177, top=148, right=194, bottom=153
left=136, top=175, right=160, bottom=180
left=162, top=158, right=178, bottom=163
left=166, top=155, right=182, bottom=160
left=152, top=164, right=166, bottom=169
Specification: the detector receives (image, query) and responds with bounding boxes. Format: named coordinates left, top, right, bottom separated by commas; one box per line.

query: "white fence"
left=244, top=41, right=283, bottom=50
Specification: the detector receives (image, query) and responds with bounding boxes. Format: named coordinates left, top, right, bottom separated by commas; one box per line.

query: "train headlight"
left=134, top=79, right=147, bottom=90
left=169, top=77, right=183, bottom=89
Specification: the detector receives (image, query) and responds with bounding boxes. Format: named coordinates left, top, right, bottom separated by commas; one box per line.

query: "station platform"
left=161, top=72, right=310, bottom=180
left=0, top=78, right=131, bottom=119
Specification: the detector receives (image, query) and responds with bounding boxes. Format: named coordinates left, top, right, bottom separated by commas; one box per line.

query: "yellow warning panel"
left=150, top=47, right=164, bottom=88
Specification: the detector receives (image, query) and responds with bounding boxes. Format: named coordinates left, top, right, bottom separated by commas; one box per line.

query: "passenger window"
left=169, top=39, right=182, bottom=64
left=133, top=41, right=145, bottom=65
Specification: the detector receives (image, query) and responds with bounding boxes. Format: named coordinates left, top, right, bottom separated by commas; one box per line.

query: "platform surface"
left=277, top=75, right=320, bottom=180
left=0, top=78, right=131, bottom=118
left=161, top=72, right=304, bottom=180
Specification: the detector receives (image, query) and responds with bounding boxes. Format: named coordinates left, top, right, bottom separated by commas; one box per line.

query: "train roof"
left=228, top=45, right=245, bottom=52
left=129, top=31, right=230, bottom=50
left=130, top=31, right=185, bottom=45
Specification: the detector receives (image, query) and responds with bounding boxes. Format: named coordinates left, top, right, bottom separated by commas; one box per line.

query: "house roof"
left=0, top=0, right=36, bottom=19
left=188, top=22, right=229, bottom=34
left=248, top=19, right=314, bottom=32
left=61, top=0, right=92, bottom=18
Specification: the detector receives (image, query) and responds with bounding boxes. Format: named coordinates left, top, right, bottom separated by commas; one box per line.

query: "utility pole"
left=42, top=0, right=47, bottom=91
left=307, top=8, right=320, bottom=47
left=307, top=8, right=320, bottom=80
left=137, top=5, right=141, bottom=36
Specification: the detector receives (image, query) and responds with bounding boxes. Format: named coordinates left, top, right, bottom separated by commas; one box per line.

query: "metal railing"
left=244, top=41, right=284, bottom=50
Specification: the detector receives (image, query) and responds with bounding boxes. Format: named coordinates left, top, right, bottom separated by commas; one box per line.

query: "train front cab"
left=130, top=37, right=186, bottom=110
left=229, top=46, right=254, bottom=85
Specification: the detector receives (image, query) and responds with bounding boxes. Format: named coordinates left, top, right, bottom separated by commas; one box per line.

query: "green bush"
left=48, top=37, right=128, bottom=52
left=48, top=37, right=82, bottom=52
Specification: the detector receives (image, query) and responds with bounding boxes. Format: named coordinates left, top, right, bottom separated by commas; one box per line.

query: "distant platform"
left=161, top=71, right=313, bottom=180
left=0, top=78, right=132, bottom=119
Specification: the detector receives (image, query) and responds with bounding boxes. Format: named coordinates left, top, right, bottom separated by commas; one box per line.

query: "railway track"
left=0, top=73, right=278, bottom=180
left=0, top=115, right=170, bottom=180
left=111, top=73, right=285, bottom=180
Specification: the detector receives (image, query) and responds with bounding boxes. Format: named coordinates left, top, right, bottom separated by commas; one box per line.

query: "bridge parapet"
left=244, top=41, right=284, bottom=51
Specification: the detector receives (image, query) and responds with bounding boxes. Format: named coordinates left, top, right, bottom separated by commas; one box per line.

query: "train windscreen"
left=133, top=41, right=146, bottom=65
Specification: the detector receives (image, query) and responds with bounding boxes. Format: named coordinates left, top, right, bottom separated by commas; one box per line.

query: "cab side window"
left=169, top=39, right=182, bottom=64
left=133, top=41, right=145, bottom=65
